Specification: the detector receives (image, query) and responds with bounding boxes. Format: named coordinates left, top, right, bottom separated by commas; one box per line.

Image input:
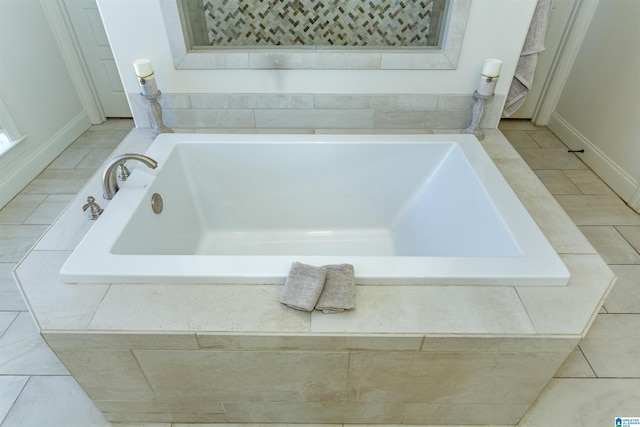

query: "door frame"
left=532, top=0, right=600, bottom=125
left=40, top=0, right=106, bottom=124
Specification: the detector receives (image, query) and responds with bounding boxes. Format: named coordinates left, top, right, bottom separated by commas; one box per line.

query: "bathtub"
left=61, top=133, right=569, bottom=285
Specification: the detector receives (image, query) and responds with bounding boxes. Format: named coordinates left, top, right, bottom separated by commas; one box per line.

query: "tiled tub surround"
left=129, top=93, right=505, bottom=131
left=15, top=129, right=614, bottom=425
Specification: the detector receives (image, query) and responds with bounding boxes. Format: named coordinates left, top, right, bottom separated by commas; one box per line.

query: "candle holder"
left=463, top=90, right=493, bottom=141
left=139, top=77, right=173, bottom=138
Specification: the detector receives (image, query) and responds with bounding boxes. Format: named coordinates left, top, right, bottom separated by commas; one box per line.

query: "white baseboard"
left=0, top=111, right=91, bottom=208
left=548, top=111, right=640, bottom=212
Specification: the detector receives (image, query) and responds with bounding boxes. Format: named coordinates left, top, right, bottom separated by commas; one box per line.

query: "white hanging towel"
left=503, top=0, right=553, bottom=117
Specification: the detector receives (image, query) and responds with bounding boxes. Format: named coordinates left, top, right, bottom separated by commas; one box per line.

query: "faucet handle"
left=82, top=196, right=103, bottom=220
left=117, top=163, right=130, bottom=181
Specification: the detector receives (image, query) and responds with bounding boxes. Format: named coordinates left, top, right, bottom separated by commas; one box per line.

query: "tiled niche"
left=160, top=0, right=471, bottom=69
left=199, top=0, right=445, bottom=48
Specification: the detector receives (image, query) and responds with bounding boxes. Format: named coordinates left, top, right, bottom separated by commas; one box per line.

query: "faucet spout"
left=102, top=153, right=158, bottom=200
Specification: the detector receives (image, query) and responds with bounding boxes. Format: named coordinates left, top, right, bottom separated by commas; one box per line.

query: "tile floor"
left=0, top=119, right=639, bottom=426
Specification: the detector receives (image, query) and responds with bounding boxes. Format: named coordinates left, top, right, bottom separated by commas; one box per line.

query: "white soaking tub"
left=61, top=133, right=569, bottom=285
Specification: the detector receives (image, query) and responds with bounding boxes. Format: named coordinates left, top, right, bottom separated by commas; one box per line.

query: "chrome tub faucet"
left=102, top=153, right=158, bottom=200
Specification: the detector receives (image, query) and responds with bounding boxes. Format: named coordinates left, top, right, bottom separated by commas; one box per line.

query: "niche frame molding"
left=159, top=0, right=471, bottom=70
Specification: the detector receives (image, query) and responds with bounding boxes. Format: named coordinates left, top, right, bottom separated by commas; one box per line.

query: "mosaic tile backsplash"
left=201, top=0, right=444, bottom=47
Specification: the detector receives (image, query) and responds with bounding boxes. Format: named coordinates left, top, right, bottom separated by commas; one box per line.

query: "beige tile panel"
left=13, top=250, right=108, bottom=330
left=402, top=402, right=530, bottom=425
left=517, top=254, right=616, bottom=335
left=310, top=285, right=535, bottom=335
left=103, top=411, right=228, bottom=423
left=494, top=158, right=596, bottom=254
left=347, top=351, right=566, bottom=404
left=221, top=401, right=527, bottom=424
left=89, top=284, right=310, bottom=332
left=54, top=348, right=154, bottom=401
left=255, top=109, right=375, bottom=128
left=422, top=335, right=578, bottom=353
left=95, top=399, right=224, bottom=414
left=196, top=333, right=423, bottom=351
left=134, top=350, right=349, bottom=402
left=43, top=331, right=199, bottom=350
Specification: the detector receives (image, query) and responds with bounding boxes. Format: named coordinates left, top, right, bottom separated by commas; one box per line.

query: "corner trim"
left=40, top=0, right=106, bottom=124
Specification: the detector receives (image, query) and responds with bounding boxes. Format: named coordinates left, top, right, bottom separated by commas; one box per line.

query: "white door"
left=509, top=0, right=577, bottom=119
left=64, top=0, right=131, bottom=117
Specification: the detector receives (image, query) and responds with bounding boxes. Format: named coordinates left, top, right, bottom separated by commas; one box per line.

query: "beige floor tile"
left=69, top=130, right=131, bottom=149
left=534, top=170, right=581, bottom=195
left=47, top=148, right=91, bottom=169
left=517, top=148, right=588, bottom=170
left=605, top=265, right=640, bottom=313
left=579, top=226, right=640, bottom=264
left=23, top=195, right=73, bottom=225
left=0, top=224, right=48, bottom=262
left=0, top=195, right=46, bottom=224
left=0, top=263, right=27, bottom=311
left=0, top=312, right=68, bottom=375
left=110, top=119, right=135, bottom=131
left=76, top=148, right=114, bottom=169
left=616, top=225, right=640, bottom=254
left=555, top=195, right=640, bottom=226
left=519, top=378, right=640, bottom=426
left=563, top=169, right=615, bottom=195
left=554, top=349, right=596, bottom=378
left=20, top=169, right=95, bottom=195
left=500, top=130, right=539, bottom=148
left=527, top=130, right=567, bottom=149
left=498, top=119, right=539, bottom=131
left=0, top=375, right=110, bottom=427
left=579, top=314, right=640, bottom=377
left=0, top=311, right=18, bottom=337
left=0, top=375, right=29, bottom=424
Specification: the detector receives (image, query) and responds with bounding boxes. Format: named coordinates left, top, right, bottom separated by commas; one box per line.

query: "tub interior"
left=111, top=142, right=521, bottom=258
left=61, top=134, right=569, bottom=285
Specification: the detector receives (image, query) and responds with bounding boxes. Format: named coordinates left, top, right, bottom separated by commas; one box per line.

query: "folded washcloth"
left=279, top=262, right=327, bottom=312
left=315, top=264, right=356, bottom=314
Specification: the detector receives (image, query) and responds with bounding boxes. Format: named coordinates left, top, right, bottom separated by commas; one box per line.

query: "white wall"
left=96, top=0, right=537, bottom=121
left=0, top=0, right=91, bottom=208
left=548, top=0, right=640, bottom=210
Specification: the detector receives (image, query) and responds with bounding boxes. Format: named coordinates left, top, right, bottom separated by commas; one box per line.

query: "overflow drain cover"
left=151, top=193, right=163, bottom=214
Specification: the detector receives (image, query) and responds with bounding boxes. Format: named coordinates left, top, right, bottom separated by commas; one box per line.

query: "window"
left=0, top=97, right=25, bottom=157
